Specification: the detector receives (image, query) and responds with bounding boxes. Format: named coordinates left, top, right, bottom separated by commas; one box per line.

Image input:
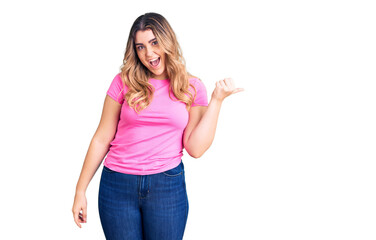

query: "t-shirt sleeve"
left=190, top=78, right=209, bottom=107
left=106, top=73, right=126, bottom=104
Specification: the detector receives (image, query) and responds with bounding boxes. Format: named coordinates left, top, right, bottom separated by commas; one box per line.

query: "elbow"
left=187, top=148, right=205, bottom=159
left=191, top=153, right=203, bottom=159
left=184, top=141, right=208, bottom=159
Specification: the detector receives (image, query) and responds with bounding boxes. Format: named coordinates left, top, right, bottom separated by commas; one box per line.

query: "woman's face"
left=134, top=29, right=168, bottom=80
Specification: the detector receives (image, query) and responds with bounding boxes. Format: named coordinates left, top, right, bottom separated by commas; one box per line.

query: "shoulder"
left=188, top=76, right=207, bottom=92
left=186, top=75, right=209, bottom=106
left=114, top=72, right=124, bottom=83
left=188, top=76, right=205, bottom=86
left=113, top=73, right=129, bottom=89
left=188, top=75, right=200, bottom=82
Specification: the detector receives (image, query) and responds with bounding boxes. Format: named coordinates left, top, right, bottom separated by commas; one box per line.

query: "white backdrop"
left=0, top=0, right=375, bottom=239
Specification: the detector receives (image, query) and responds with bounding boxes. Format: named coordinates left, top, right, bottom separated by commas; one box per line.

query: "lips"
left=148, top=57, right=160, bottom=68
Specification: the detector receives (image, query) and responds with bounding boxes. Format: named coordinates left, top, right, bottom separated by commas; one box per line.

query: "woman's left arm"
left=183, top=78, right=244, bottom=158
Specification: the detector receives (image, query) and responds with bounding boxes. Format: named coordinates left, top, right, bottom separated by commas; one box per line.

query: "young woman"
left=72, top=12, right=243, bottom=239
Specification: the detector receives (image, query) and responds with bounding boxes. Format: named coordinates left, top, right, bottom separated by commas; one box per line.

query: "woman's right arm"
left=72, top=94, right=122, bottom=227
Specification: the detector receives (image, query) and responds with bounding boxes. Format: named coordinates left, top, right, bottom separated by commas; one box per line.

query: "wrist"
left=210, top=97, right=223, bottom=105
left=75, top=189, right=86, bottom=195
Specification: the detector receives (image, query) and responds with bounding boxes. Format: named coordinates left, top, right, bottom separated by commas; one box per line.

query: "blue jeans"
left=98, top=161, right=189, bottom=240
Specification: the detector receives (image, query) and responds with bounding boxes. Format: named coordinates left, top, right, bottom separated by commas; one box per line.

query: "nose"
left=146, top=47, right=154, bottom=57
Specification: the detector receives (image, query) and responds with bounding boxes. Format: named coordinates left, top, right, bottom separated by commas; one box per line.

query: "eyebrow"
left=135, top=38, right=157, bottom=46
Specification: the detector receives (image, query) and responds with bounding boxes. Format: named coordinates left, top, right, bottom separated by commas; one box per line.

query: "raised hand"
left=211, top=78, right=244, bottom=102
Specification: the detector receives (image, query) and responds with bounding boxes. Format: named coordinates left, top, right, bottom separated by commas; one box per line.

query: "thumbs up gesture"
left=211, top=78, right=244, bottom=102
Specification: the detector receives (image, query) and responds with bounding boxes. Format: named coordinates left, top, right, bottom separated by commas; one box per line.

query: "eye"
left=137, top=46, right=144, bottom=50
left=152, top=41, right=158, bottom=45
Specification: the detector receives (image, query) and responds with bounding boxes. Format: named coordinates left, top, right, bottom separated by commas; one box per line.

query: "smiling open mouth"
left=149, top=57, right=160, bottom=68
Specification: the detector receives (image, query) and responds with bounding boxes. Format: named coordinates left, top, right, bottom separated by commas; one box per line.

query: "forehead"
left=134, top=29, right=156, bottom=43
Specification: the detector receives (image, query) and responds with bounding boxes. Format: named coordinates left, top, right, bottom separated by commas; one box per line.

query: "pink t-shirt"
left=103, top=73, right=209, bottom=175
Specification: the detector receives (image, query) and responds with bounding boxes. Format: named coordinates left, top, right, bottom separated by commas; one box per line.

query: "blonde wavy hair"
left=118, top=12, right=200, bottom=113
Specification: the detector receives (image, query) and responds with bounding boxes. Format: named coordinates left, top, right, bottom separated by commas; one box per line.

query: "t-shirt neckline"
left=150, top=78, right=169, bottom=81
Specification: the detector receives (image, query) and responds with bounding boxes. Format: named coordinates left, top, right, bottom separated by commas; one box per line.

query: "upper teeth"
left=150, top=58, right=159, bottom=62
